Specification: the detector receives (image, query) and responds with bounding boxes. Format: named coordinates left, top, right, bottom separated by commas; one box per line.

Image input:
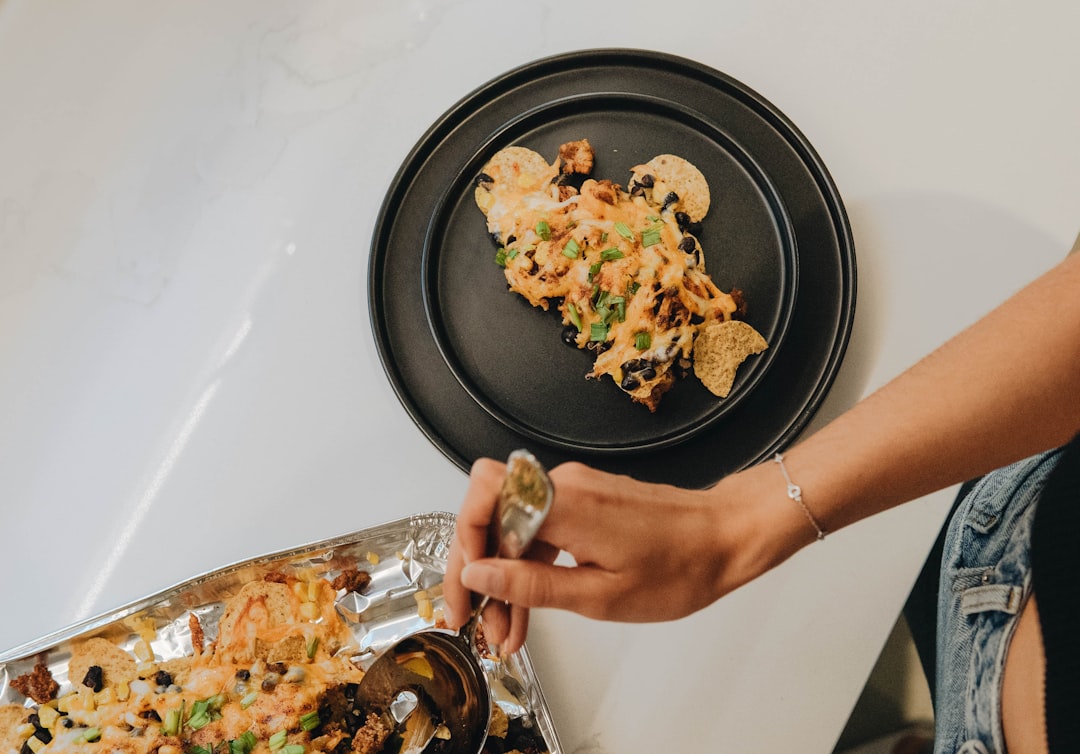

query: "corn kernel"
left=416, top=598, right=433, bottom=621
left=80, top=686, right=97, bottom=711
left=15, top=723, right=35, bottom=739
left=26, top=735, right=46, bottom=753
left=37, top=705, right=59, bottom=729
left=307, top=581, right=319, bottom=602
left=116, top=681, right=131, bottom=702
left=299, top=601, right=318, bottom=621
left=133, top=639, right=154, bottom=662
left=57, top=693, right=72, bottom=713
left=365, top=551, right=380, bottom=565
left=96, top=687, right=115, bottom=706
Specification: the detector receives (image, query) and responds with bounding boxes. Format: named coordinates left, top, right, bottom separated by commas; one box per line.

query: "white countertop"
left=1, top=1, right=1078, bottom=751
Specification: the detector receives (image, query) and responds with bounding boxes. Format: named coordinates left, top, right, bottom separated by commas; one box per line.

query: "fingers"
left=460, top=557, right=614, bottom=618
left=444, top=458, right=506, bottom=629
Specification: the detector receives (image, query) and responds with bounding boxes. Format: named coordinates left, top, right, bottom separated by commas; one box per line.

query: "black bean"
left=82, top=666, right=104, bottom=693
left=153, top=670, right=172, bottom=688
left=561, top=325, right=579, bottom=346
left=620, top=373, right=641, bottom=391
left=235, top=668, right=251, bottom=681
left=33, top=730, right=52, bottom=745
left=630, top=184, right=645, bottom=197
left=678, top=236, right=696, bottom=253
left=661, top=191, right=679, bottom=208
left=675, top=211, right=691, bottom=230
left=640, top=367, right=657, bottom=380
left=639, top=174, right=655, bottom=188
left=490, top=232, right=502, bottom=246
left=266, top=662, right=287, bottom=675
left=476, top=172, right=493, bottom=185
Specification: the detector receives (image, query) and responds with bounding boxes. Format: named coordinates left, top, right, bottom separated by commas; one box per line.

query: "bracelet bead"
left=773, top=453, right=827, bottom=541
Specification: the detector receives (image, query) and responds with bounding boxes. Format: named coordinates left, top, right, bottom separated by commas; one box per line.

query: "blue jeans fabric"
left=933, top=448, right=1063, bottom=754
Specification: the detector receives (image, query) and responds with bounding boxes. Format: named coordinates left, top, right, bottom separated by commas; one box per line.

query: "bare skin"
left=1002, top=594, right=1048, bottom=754
left=444, top=250, right=1080, bottom=742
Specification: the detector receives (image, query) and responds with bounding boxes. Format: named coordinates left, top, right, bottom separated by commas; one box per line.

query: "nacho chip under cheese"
left=474, top=139, right=766, bottom=410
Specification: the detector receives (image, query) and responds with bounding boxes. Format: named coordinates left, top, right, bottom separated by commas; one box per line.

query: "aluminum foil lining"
left=0, top=512, right=561, bottom=754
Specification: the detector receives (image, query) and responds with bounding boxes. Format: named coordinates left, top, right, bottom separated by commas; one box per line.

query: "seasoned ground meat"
left=189, top=612, right=205, bottom=655
left=331, top=568, right=372, bottom=594
left=11, top=656, right=59, bottom=704
left=558, top=138, right=594, bottom=174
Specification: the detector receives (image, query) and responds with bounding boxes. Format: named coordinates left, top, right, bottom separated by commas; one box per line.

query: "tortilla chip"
left=630, top=153, right=711, bottom=222
left=0, top=705, right=31, bottom=750
left=68, top=636, right=138, bottom=691
left=474, top=146, right=557, bottom=215
left=693, top=320, right=768, bottom=398
left=215, top=580, right=297, bottom=663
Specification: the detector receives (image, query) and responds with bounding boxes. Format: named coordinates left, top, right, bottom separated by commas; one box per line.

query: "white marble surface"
left=1, top=1, right=1078, bottom=751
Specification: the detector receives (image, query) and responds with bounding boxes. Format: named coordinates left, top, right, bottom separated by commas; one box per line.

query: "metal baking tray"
left=0, top=512, right=561, bottom=754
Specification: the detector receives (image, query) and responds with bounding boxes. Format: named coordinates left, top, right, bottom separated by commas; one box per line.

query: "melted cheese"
left=482, top=167, right=738, bottom=409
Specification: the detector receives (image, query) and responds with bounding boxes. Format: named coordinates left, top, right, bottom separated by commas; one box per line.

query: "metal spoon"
left=353, top=449, right=554, bottom=754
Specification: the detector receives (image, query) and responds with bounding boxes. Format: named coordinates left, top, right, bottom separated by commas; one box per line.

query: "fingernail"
left=461, top=562, right=503, bottom=596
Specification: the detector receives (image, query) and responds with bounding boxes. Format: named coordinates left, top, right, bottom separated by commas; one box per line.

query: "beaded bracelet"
left=773, top=453, right=827, bottom=541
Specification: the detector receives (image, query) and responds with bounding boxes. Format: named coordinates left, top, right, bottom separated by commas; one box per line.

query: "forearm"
left=745, top=251, right=1080, bottom=551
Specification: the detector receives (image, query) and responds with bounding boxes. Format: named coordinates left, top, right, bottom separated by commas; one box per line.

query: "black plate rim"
left=418, top=89, right=799, bottom=454
left=368, top=48, right=857, bottom=487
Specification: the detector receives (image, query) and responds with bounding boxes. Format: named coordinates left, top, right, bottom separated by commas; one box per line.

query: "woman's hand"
left=443, top=457, right=802, bottom=655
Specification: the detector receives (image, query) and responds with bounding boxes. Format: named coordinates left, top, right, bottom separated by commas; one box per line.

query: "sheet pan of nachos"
left=0, top=513, right=559, bottom=754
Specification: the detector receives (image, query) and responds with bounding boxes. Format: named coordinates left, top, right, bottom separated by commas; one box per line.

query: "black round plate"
left=422, top=91, right=797, bottom=454
left=369, top=49, right=856, bottom=488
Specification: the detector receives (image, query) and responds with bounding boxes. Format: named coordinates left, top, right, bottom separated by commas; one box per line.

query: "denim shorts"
left=933, top=447, right=1063, bottom=754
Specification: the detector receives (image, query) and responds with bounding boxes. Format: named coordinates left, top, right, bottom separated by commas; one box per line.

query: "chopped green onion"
left=594, top=289, right=609, bottom=307
left=635, top=332, right=652, bottom=350
left=628, top=280, right=641, bottom=296
left=587, top=262, right=602, bottom=281
left=191, top=746, right=214, bottom=754
left=240, top=691, right=258, bottom=709
left=600, top=231, right=608, bottom=242
left=614, top=221, right=634, bottom=240
left=161, top=707, right=181, bottom=736
left=646, top=215, right=660, bottom=222
left=535, top=220, right=551, bottom=240
left=494, top=248, right=507, bottom=267
left=641, top=227, right=662, bottom=247
left=589, top=322, right=609, bottom=342
left=230, top=731, right=257, bottom=754
left=299, top=711, right=321, bottom=732
left=283, top=746, right=306, bottom=754
left=600, top=247, right=624, bottom=261
left=188, top=712, right=211, bottom=731
left=561, top=238, right=580, bottom=258
left=306, top=637, right=320, bottom=660
left=610, top=296, right=626, bottom=322
left=269, top=730, right=289, bottom=751
left=506, top=247, right=519, bottom=260
left=567, top=302, right=582, bottom=331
